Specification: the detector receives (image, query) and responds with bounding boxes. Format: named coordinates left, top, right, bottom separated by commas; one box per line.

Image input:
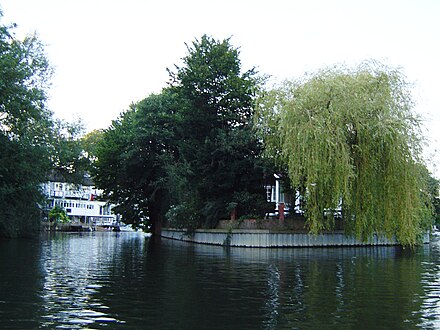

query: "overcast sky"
left=1, top=0, right=439, bottom=173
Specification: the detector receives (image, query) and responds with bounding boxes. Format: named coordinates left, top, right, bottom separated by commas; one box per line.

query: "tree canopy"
left=94, top=90, right=178, bottom=232
left=256, top=62, right=431, bottom=245
left=167, top=35, right=270, bottom=228
left=0, top=13, right=87, bottom=237
left=0, top=15, right=54, bottom=237
left=93, top=35, right=272, bottom=232
left=1, top=8, right=435, bottom=244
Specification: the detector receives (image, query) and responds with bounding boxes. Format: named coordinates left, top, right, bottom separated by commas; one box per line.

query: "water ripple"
left=4, top=232, right=440, bottom=328
left=35, top=232, right=146, bottom=328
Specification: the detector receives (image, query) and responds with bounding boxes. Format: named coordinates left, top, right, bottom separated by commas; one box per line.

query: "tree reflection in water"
left=1, top=233, right=440, bottom=329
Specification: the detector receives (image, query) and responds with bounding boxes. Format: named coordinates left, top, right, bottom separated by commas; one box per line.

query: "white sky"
left=1, top=0, right=440, bottom=173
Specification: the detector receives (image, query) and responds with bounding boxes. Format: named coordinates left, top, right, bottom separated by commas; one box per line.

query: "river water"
left=1, top=232, right=440, bottom=329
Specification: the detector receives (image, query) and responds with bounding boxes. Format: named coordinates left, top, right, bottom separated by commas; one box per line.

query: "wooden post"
left=230, top=207, right=237, bottom=221
left=278, top=202, right=285, bottom=223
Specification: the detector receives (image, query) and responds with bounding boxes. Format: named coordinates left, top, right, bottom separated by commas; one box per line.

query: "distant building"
left=42, top=173, right=118, bottom=226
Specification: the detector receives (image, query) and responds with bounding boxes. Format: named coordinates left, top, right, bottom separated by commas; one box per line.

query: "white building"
left=42, top=174, right=117, bottom=226
left=265, top=174, right=303, bottom=215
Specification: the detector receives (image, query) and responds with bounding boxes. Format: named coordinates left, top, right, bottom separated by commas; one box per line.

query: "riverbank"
left=161, top=228, right=430, bottom=247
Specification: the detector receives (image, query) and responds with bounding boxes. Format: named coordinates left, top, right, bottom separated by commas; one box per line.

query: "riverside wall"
left=161, top=228, right=430, bottom=247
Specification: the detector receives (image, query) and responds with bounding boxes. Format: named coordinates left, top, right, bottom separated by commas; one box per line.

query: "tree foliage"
left=93, top=90, right=178, bottom=231
left=167, top=35, right=270, bottom=228
left=81, top=129, right=104, bottom=165
left=94, top=35, right=271, bottom=231
left=48, top=205, right=69, bottom=223
left=424, top=169, right=440, bottom=226
left=0, top=14, right=53, bottom=237
left=0, top=11, right=85, bottom=237
left=257, top=62, right=431, bottom=245
left=49, top=118, right=90, bottom=184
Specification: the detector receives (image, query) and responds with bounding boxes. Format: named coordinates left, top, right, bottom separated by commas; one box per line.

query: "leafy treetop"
left=256, top=62, right=431, bottom=245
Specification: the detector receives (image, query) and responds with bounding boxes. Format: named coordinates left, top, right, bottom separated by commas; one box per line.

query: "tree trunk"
left=148, top=199, right=163, bottom=236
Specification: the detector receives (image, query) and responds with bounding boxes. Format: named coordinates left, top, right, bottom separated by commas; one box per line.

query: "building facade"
left=42, top=177, right=117, bottom=226
left=265, top=174, right=301, bottom=216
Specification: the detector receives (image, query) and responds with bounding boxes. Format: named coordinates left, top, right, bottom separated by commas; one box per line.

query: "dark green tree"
left=0, top=14, right=53, bottom=237
left=167, top=35, right=270, bottom=228
left=93, top=90, right=178, bottom=233
left=93, top=35, right=272, bottom=233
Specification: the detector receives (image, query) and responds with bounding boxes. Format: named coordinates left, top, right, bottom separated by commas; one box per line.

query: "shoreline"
left=161, top=228, right=430, bottom=248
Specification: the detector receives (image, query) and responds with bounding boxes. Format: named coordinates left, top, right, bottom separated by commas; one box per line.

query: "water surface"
left=1, top=232, right=440, bottom=329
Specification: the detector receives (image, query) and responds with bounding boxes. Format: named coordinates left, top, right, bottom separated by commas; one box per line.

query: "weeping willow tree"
left=256, top=62, right=431, bottom=245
